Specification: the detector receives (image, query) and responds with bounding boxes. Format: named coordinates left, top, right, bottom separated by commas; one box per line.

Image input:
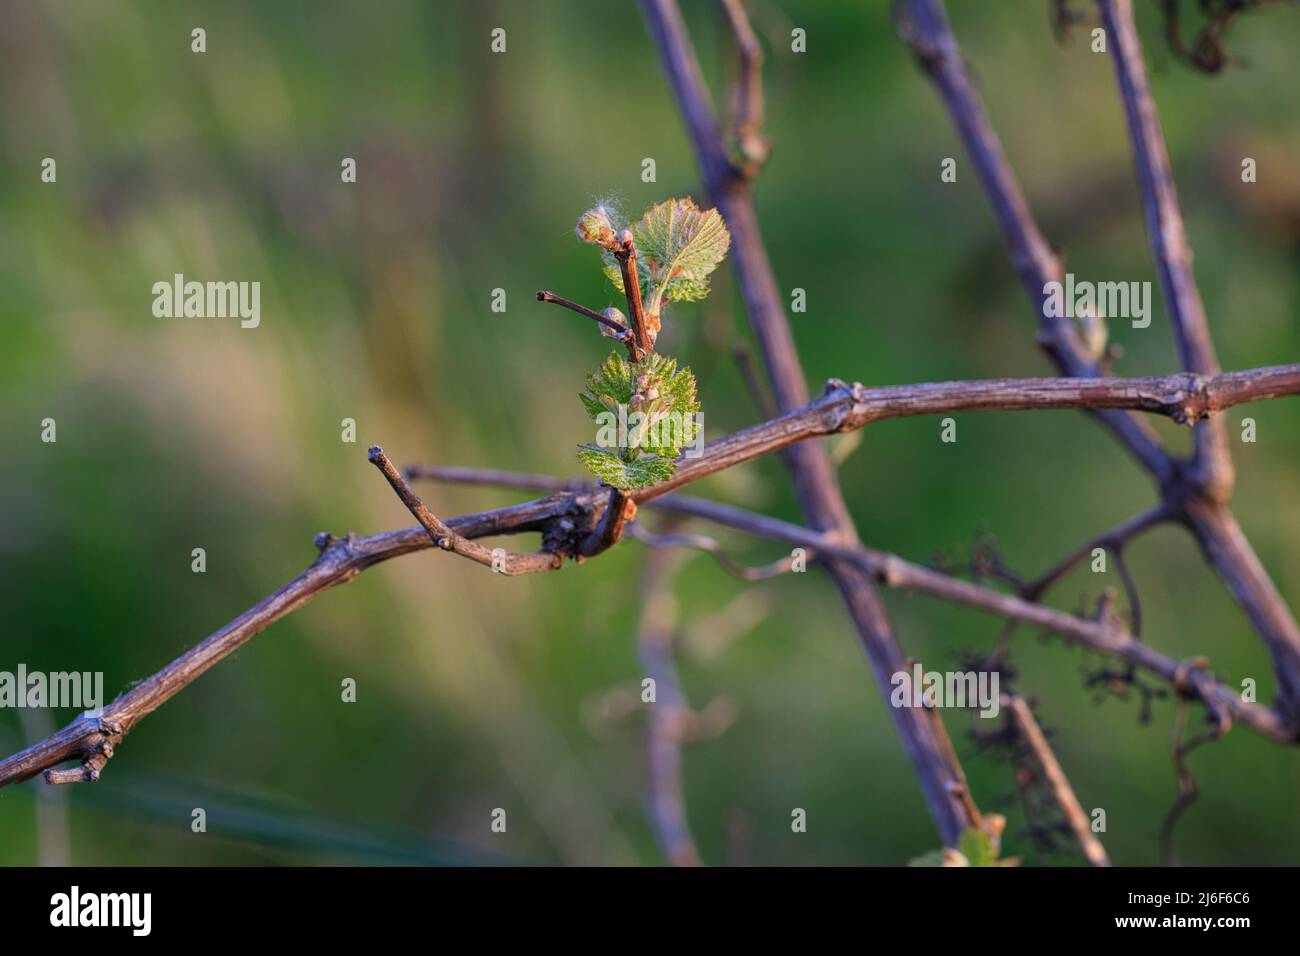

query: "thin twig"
left=627, top=521, right=798, bottom=581
left=403, top=464, right=589, bottom=493
left=636, top=535, right=702, bottom=866
left=1158, top=687, right=1230, bottom=866
left=732, top=344, right=777, bottom=420
left=369, top=445, right=563, bottom=575
left=536, top=290, right=631, bottom=337
left=717, top=0, right=769, bottom=175
left=1022, top=504, right=1171, bottom=601
left=1004, top=695, right=1111, bottom=866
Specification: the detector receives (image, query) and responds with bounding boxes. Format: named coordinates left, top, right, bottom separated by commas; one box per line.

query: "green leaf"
left=958, top=827, right=997, bottom=867
left=636, top=198, right=730, bottom=317
left=579, top=351, right=637, bottom=419
left=576, top=446, right=677, bottom=491
left=599, top=198, right=730, bottom=317
left=579, top=352, right=700, bottom=423
left=661, top=274, right=711, bottom=303
left=650, top=354, right=700, bottom=416
left=576, top=351, right=702, bottom=489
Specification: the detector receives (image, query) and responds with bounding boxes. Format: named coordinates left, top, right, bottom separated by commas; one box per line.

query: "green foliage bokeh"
left=1, top=0, right=1298, bottom=866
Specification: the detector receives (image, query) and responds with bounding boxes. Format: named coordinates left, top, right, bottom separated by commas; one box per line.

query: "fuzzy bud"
left=577, top=206, right=619, bottom=251
left=600, top=307, right=627, bottom=340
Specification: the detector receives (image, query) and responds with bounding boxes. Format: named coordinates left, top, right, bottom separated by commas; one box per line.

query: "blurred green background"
left=1, top=0, right=1298, bottom=866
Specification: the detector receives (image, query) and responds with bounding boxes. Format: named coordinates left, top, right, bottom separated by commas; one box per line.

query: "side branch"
left=1004, top=695, right=1111, bottom=867
left=1098, top=0, right=1232, bottom=498
left=536, top=291, right=631, bottom=337
left=369, top=445, right=563, bottom=575
left=1022, top=504, right=1171, bottom=601
left=651, top=494, right=1295, bottom=744
left=407, top=466, right=1297, bottom=744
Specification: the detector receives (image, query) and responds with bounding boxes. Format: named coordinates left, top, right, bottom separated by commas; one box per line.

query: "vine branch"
left=7, top=357, right=1295, bottom=790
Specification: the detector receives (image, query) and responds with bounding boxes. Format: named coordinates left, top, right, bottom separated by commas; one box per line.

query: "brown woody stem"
left=1005, top=695, right=1112, bottom=867
left=614, top=234, right=652, bottom=358
left=369, top=445, right=562, bottom=576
